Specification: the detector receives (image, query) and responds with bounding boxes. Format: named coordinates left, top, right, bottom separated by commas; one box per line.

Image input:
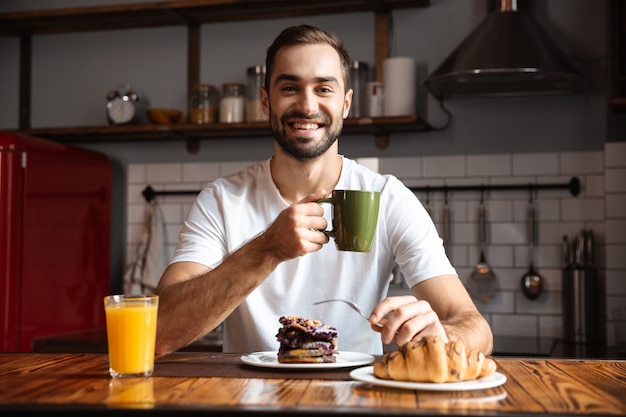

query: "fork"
left=313, top=299, right=383, bottom=328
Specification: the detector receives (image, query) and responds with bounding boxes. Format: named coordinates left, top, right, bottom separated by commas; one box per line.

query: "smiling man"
left=154, top=25, right=493, bottom=357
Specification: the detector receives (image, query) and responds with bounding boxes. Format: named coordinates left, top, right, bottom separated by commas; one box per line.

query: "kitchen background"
left=1, top=0, right=624, bottom=353
left=127, top=144, right=625, bottom=353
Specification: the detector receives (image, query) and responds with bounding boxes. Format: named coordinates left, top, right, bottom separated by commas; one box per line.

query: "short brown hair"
left=264, top=24, right=351, bottom=93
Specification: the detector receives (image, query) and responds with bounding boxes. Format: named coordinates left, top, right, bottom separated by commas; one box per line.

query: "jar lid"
left=193, top=83, right=216, bottom=92
left=350, top=61, right=369, bottom=70
left=222, top=83, right=245, bottom=88
left=247, top=65, right=266, bottom=75
left=222, top=83, right=246, bottom=94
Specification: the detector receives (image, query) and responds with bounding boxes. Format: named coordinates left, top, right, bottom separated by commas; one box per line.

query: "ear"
left=343, top=88, right=353, bottom=119
left=260, top=86, right=270, bottom=116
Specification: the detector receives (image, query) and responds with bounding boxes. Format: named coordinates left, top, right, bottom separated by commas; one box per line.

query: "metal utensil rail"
left=142, top=177, right=580, bottom=203
left=409, top=177, right=580, bottom=197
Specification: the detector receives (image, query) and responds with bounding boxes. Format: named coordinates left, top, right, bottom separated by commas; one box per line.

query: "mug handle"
left=316, top=198, right=335, bottom=239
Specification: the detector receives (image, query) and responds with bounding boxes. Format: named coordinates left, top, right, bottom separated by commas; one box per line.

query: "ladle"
left=521, top=191, right=544, bottom=300
left=467, top=190, right=498, bottom=302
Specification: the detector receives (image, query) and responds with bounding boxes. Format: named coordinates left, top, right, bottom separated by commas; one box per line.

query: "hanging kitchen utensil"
left=562, top=235, right=571, bottom=270
left=442, top=189, right=451, bottom=255
left=467, top=190, right=498, bottom=302
left=424, top=188, right=433, bottom=219
left=521, top=190, right=544, bottom=300
left=574, top=229, right=586, bottom=269
left=584, top=229, right=594, bottom=269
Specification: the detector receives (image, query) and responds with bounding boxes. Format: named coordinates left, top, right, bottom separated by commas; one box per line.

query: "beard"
left=270, top=109, right=342, bottom=162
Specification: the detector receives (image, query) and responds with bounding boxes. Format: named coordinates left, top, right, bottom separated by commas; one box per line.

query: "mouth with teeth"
left=283, top=111, right=330, bottom=134
left=291, top=121, right=323, bottom=131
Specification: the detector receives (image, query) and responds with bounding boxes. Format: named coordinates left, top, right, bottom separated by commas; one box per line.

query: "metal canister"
left=562, top=268, right=600, bottom=343
left=562, top=230, right=602, bottom=344
left=348, top=61, right=369, bottom=118
left=246, top=65, right=268, bottom=122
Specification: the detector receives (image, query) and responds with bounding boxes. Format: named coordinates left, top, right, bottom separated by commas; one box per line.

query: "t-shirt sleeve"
left=382, top=176, right=457, bottom=288
left=168, top=185, right=228, bottom=269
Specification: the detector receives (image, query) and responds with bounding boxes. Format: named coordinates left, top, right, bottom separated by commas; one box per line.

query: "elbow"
left=155, top=333, right=176, bottom=356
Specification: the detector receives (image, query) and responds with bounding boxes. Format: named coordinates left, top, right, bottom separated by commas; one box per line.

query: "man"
left=155, top=24, right=492, bottom=356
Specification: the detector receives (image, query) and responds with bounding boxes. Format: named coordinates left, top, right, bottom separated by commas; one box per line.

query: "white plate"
left=240, top=351, right=375, bottom=369
left=350, top=366, right=507, bottom=391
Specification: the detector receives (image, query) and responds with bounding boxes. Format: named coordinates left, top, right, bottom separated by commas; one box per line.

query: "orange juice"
left=104, top=295, right=158, bottom=378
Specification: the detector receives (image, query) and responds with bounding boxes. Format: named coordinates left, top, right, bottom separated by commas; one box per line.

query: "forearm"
left=155, top=232, right=283, bottom=355
left=442, top=310, right=493, bottom=355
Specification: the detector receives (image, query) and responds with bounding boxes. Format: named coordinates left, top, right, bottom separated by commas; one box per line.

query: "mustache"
left=281, top=110, right=331, bottom=125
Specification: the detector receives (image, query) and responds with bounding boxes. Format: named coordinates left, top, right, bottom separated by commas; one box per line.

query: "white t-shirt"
left=170, top=156, right=456, bottom=354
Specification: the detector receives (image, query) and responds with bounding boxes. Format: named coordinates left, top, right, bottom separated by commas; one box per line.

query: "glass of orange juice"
left=104, top=294, right=159, bottom=378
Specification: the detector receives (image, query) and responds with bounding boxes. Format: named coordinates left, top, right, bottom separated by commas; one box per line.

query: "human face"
left=262, top=43, right=352, bottom=161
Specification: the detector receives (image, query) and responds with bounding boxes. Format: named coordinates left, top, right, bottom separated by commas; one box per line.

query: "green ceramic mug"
left=317, top=190, right=380, bottom=252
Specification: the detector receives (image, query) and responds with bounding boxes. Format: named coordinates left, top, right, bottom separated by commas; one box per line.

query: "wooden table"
left=0, top=352, right=624, bottom=416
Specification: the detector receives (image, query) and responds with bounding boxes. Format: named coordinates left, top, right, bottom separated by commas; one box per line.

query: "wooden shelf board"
left=7, top=116, right=429, bottom=143
left=0, top=0, right=430, bottom=36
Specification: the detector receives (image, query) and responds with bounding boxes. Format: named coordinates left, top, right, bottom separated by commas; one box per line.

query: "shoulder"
left=341, top=156, right=410, bottom=197
left=202, top=159, right=271, bottom=195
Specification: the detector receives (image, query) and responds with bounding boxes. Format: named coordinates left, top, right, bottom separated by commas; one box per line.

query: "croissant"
left=373, top=335, right=497, bottom=383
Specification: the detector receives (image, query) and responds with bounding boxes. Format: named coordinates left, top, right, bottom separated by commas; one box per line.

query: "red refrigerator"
left=0, top=132, right=112, bottom=352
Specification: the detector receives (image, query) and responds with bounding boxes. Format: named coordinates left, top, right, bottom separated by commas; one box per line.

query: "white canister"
left=382, top=57, right=416, bottom=117
left=365, top=82, right=384, bottom=117
left=219, top=83, right=245, bottom=123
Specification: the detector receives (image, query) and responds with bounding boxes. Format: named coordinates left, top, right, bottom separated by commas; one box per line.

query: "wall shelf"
left=8, top=115, right=428, bottom=153
left=10, top=115, right=427, bottom=142
left=0, top=0, right=430, bottom=36
left=0, top=0, right=431, bottom=151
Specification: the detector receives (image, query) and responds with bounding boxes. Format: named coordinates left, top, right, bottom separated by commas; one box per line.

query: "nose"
left=295, top=88, right=319, bottom=115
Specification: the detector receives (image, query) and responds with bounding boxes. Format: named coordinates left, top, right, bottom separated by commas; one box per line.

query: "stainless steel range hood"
left=423, top=0, right=585, bottom=99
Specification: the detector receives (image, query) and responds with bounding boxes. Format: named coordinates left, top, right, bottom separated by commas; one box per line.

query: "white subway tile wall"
left=126, top=143, right=626, bottom=348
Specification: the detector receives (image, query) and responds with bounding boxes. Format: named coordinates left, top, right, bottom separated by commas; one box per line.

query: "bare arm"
left=155, top=190, right=329, bottom=355
left=417, top=274, right=493, bottom=354
left=370, top=274, right=493, bottom=355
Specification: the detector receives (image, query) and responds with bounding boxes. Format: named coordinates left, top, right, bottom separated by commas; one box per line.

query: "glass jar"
left=348, top=61, right=369, bottom=118
left=189, top=83, right=218, bottom=124
left=246, top=65, right=268, bottom=122
left=219, top=83, right=246, bottom=123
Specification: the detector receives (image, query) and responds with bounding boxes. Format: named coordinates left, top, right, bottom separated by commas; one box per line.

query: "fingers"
left=371, top=296, right=448, bottom=346
left=370, top=295, right=415, bottom=324
left=261, top=190, right=330, bottom=260
left=391, top=308, right=448, bottom=347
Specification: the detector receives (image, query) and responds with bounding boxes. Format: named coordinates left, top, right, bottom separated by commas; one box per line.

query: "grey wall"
left=1, top=0, right=622, bottom=166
